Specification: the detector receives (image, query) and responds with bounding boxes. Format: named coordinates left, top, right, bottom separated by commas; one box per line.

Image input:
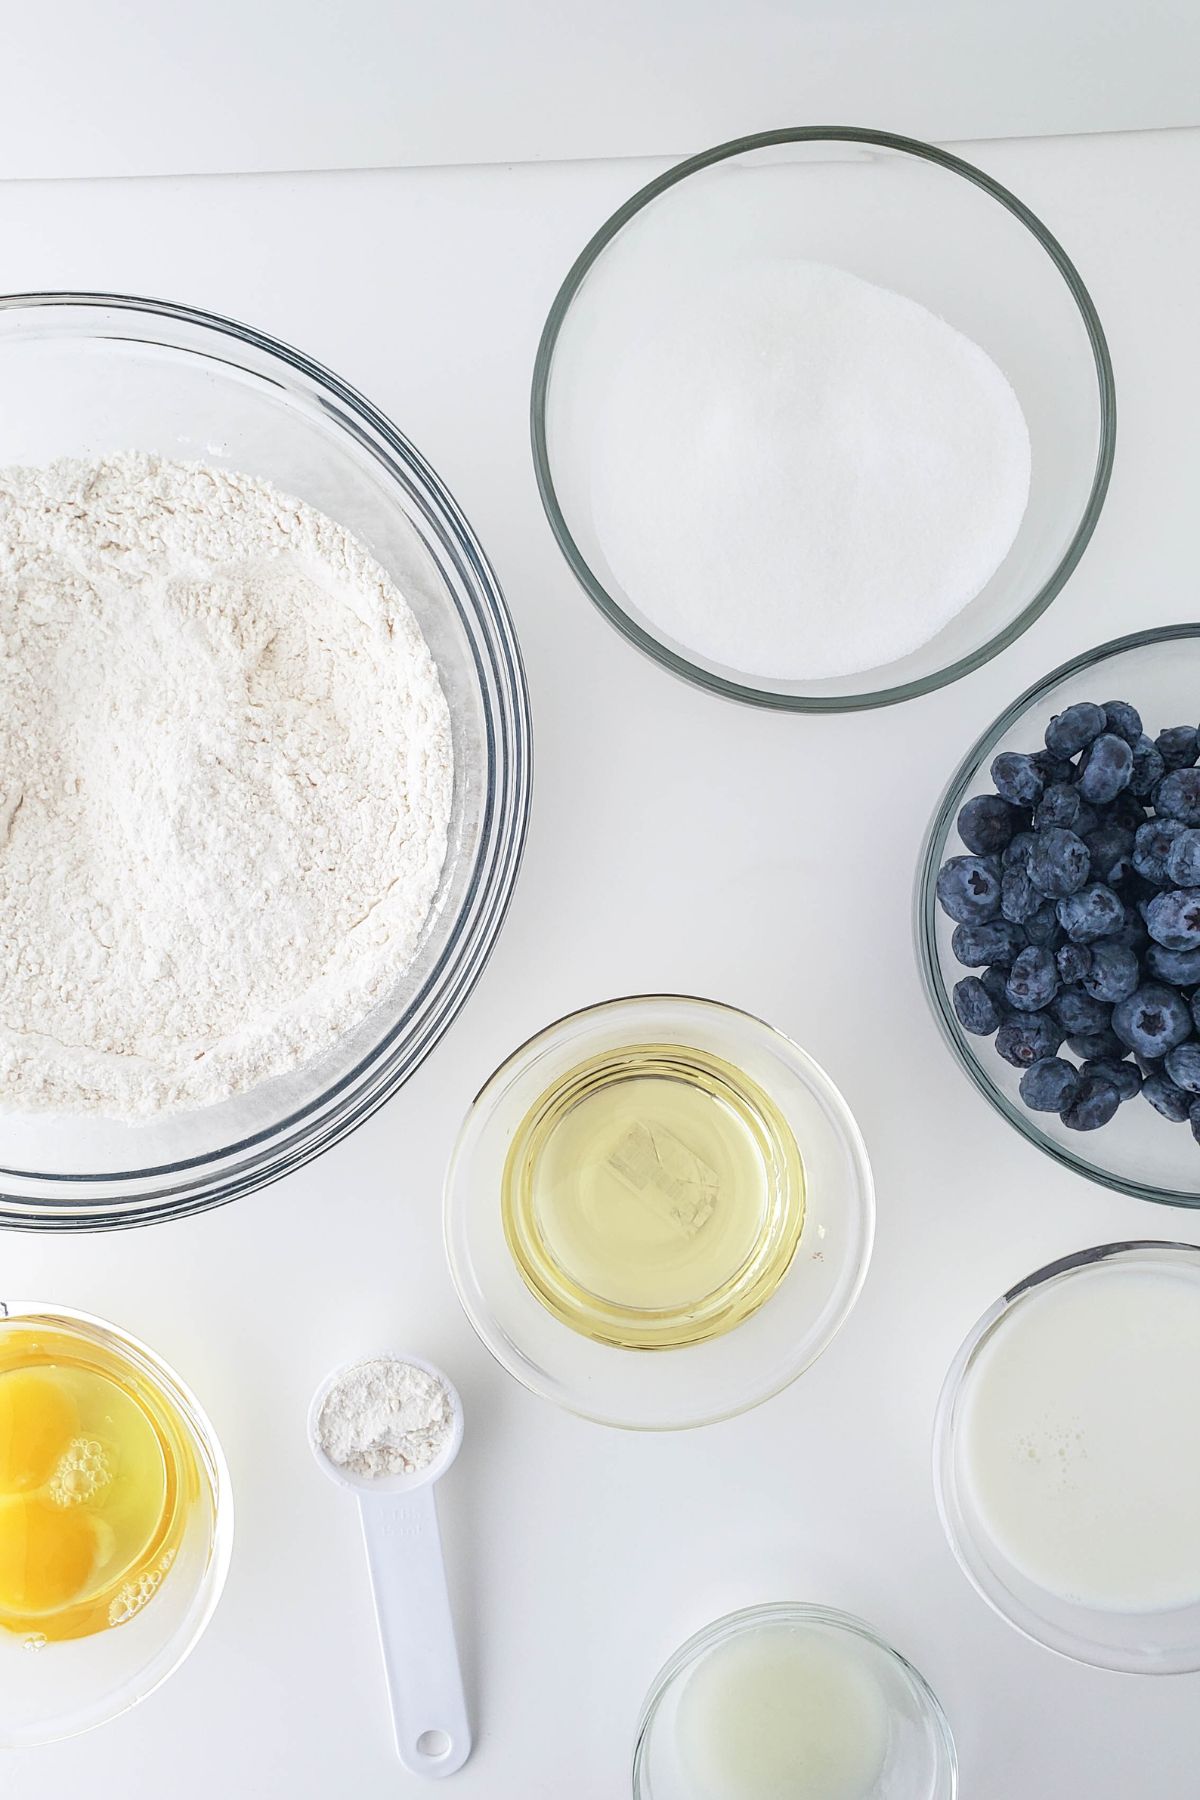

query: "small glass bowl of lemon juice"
left=0, top=1302, right=231, bottom=1744
left=444, top=996, right=874, bottom=1429
left=634, top=1604, right=957, bottom=1800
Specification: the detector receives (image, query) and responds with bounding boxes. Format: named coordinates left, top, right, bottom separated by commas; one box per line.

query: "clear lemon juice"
left=677, top=1624, right=890, bottom=1800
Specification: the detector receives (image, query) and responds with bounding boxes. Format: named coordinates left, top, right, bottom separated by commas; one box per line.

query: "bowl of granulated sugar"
left=532, top=128, right=1115, bottom=711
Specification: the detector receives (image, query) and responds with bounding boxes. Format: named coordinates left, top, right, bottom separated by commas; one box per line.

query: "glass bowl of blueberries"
left=918, top=625, right=1200, bottom=1207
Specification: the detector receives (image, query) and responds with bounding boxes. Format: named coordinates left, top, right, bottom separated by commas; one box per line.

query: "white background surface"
left=0, top=125, right=1198, bottom=1797
left=1, top=0, right=1199, bottom=178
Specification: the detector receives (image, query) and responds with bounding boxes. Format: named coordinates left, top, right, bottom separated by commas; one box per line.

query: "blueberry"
left=1106, top=789, right=1149, bottom=833
left=1046, top=702, right=1106, bottom=758
left=1151, top=943, right=1200, bottom=986
left=1003, top=831, right=1036, bottom=871
left=1146, top=888, right=1200, bottom=951
left=989, top=752, right=1045, bottom=808
left=1112, top=983, right=1193, bottom=1057
left=980, top=965, right=1011, bottom=1007
left=1078, top=733, right=1133, bottom=804
left=1155, top=768, right=1200, bottom=825
left=1121, top=867, right=1160, bottom=910
left=936, top=855, right=1002, bottom=925
left=1130, top=735, right=1167, bottom=798
left=1001, top=866, right=1041, bottom=924
left=1166, top=828, right=1200, bottom=888
left=1081, top=1057, right=1142, bottom=1102
left=1056, top=943, right=1092, bottom=985
left=1005, top=946, right=1059, bottom=1013
left=1107, top=913, right=1151, bottom=955
left=1035, top=783, right=1081, bottom=831
left=1082, top=820, right=1135, bottom=886
left=952, top=976, right=1001, bottom=1036
left=1155, top=725, right=1199, bottom=771
left=957, top=794, right=1026, bottom=856
left=1061, top=1075, right=1121, bottom=1131
left=1028, top=829, right=1090, bottom=899
left=1056, top=883, right=1125, bottom=944
left=951, top=921, right=1026, bottom=968
left=996, top=1012, right=1064, bottom=1068
left=1019, top=1057, right=1081, bottom=1113
left=1190, top=1099, right=1200, bottom=1147
left=1165, top=1042, right=1200, bottom=1093
left=1100, top=701, right=1143, bottom=747
left=1023, top=901, right=1063, bottom=950
left=1144, top=1071, right=1193, bottom=1122
left=1032, top=750, right=1076, bottom=787
left=1133, top=817, right=1185, bottom=884
left=1080, top=942, right=1140, bottom=1003
left=1068, top=1029, right=1127, bottom=1061
left=1052, top=988, right=1112, bottom=1035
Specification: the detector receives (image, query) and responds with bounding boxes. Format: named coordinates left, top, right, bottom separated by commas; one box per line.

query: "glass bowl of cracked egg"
left=0, top=1300, right=231, bottom=1744
left=0, top=293, right=530, bottom=1228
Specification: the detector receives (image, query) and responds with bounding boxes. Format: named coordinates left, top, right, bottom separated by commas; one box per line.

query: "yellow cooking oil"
left=0, top=1321, right=200, bottom=1642
left=502, top=1043, right=805, bottom=1349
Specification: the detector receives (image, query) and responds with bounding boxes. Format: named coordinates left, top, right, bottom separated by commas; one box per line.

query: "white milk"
left=959, top=1257, right=1200, bottom=1613
left=676, top=1621, right=889, bottom=1800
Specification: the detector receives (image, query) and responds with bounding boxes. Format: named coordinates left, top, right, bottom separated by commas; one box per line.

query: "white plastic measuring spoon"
left=309, top=1353, right=470, bottom=1779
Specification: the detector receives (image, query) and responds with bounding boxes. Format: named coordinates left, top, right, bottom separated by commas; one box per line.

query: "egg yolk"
left=0, top=1496, right=97, bottom=1615
left=0, top=1368, right=101, bottom=1617
left=0, top=1369, right=80, bottom=1492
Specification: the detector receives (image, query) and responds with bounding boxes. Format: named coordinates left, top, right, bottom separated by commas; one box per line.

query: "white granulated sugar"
left=0, top=453, right=453, bottom=1117
left=589, top=259, right=1032, bottom=681
left=316, top=1357, right=456, bottom=1480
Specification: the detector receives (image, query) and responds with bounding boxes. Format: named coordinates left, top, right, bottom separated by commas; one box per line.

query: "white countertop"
left=1, top=125, right=1198, bottom=1798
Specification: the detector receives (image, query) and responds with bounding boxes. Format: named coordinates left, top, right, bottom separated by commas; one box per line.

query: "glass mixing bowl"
left=917, top=625, right=1200, bottom=1207
left=0, top=293, right=530, bottom=1229
left=633, top=1603, right=957, bottom=1799
left=532, top=127, right=1114, bottom=711
left=0, top=1301, right=232, bottom=1744
left=933, top=1243, right=1200, bottom=1673
left=444, top=996, right=874, bottom=1429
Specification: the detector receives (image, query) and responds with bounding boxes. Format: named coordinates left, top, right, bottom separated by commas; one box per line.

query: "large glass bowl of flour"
left=0, top=294, right=530, bottom=1228
left=532, top=127, right=1115, bottom=711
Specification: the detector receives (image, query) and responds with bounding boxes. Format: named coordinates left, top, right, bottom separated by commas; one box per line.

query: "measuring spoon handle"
left=358, top=1486, right=471, bottom=1779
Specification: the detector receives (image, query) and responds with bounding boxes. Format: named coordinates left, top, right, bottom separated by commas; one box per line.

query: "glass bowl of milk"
left=935, top=1241, right=1200, bottom=1672
left=633, top=1602, right=957, bottom=1800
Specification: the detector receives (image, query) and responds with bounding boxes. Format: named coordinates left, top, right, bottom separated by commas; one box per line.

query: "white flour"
left=590, top=258, right=1032, bottom=681
left=0, top=453, right=453, bottom=1118
left=316, top=1357, right=456, bottom=1480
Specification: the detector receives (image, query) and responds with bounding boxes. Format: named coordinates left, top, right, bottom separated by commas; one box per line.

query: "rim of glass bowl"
left=0, top=1299, right=234, bottom=1743
left=443, top=993, right=876, bottom=1430
left=632, top=1602, right=958, bottom=1799
left=0, top=292, right=531, bottom=1231
left=932, top=1241, right=1200, bottom=1673
left=916, top=623, right=1200, bottom=1208
left=530, top=124, right=1116, bottom=713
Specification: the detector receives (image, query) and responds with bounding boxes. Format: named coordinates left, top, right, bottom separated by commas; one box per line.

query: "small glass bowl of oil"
left=445, top=996, right=874, bottom=1429
left=0, top=1303, right=232, bottom=1745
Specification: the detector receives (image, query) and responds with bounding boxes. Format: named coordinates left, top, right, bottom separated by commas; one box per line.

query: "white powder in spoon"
left=588, top=258, right=1032, bottom=682
left=316, top=1357, right=456, bottom=1480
